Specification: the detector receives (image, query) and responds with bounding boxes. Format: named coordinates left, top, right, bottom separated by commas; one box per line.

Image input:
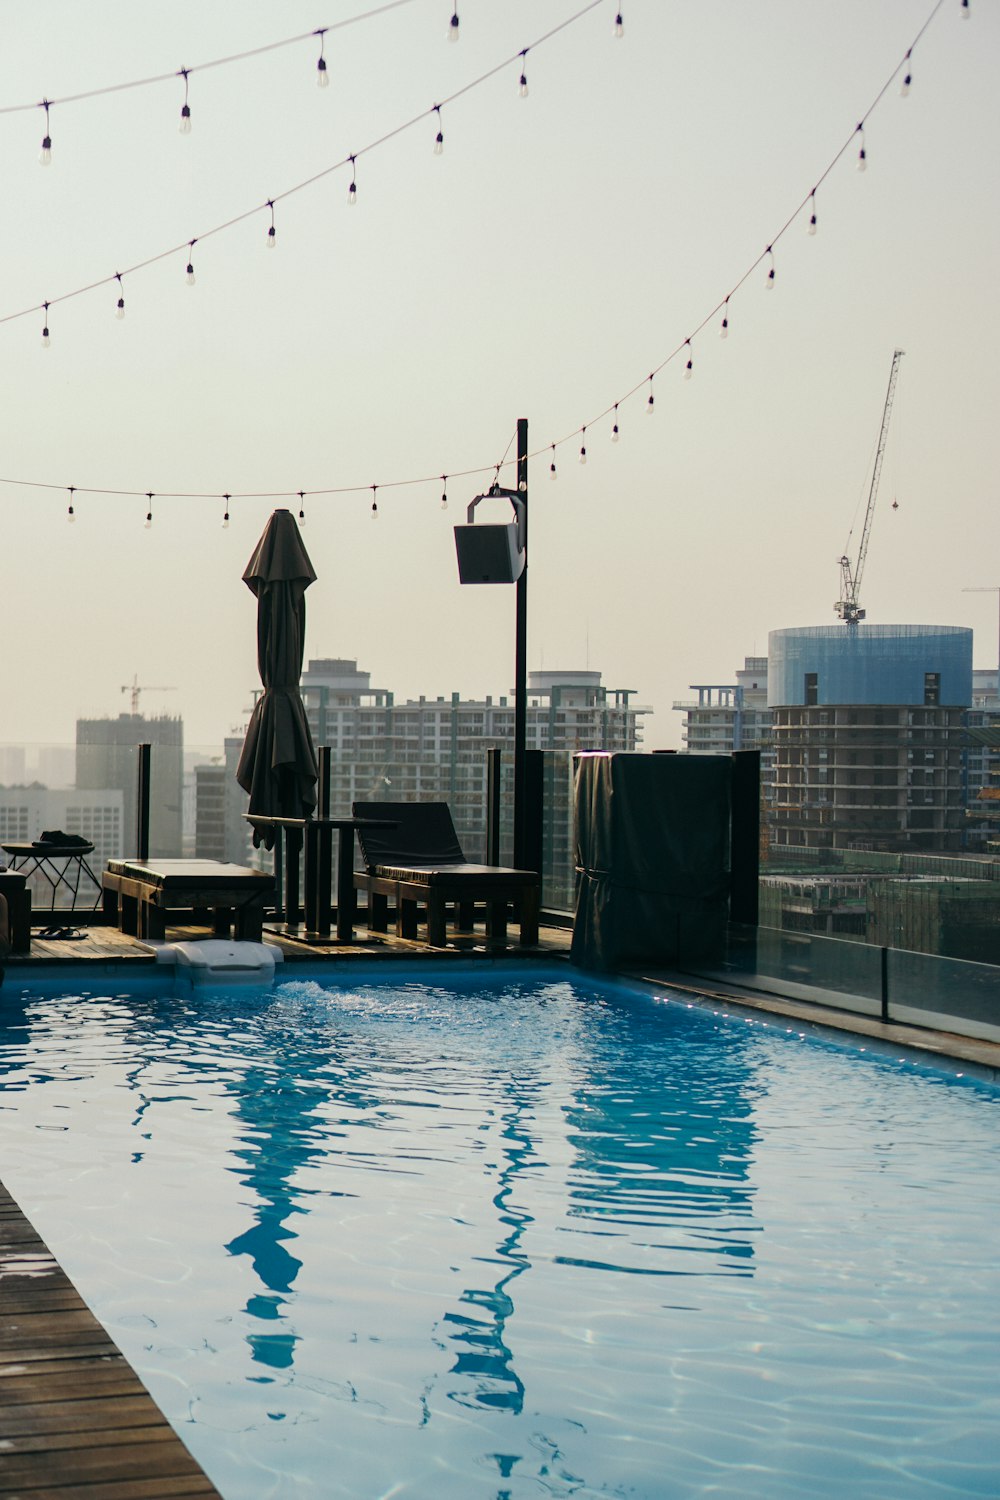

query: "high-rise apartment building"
left=76, top=713, right=184, bottom=857
left=673, top=657, right=772, bottom=757
left=194, top=738, right=252, bottom=864
left=768, top=624, right=972, bottom=853
left=297, top=659, right=648, bottom=900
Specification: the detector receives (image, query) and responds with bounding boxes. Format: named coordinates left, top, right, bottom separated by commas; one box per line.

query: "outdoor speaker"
left=454, top=521, right=525, bottom=584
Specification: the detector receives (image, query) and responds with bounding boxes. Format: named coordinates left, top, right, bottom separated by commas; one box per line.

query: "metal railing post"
left=136, top=743, right=151, bottom=860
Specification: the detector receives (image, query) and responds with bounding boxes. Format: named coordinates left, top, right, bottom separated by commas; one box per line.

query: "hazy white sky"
left=2, top=0, right=997, bottom=753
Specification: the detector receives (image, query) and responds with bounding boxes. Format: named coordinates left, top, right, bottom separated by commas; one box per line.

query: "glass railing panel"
left=539, top=750, right=576, bottom=916
left=695, top=923, right=884, bottom=1017
left=887, top=949, right=1000, bottom=1043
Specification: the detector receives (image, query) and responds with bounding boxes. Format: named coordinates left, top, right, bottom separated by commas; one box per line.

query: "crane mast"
left=836, top=348, right=904, bottom=626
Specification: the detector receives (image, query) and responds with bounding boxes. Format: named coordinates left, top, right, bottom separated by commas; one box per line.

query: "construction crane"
left=121, top=675, right=177, bottom=714
left=835, top=348, right=904, bottom=626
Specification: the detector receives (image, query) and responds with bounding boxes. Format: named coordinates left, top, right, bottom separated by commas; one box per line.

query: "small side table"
left=2, top=842, right=103, bottom=912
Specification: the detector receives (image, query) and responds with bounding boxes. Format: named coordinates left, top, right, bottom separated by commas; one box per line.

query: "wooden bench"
left=102, top=859, right=274, bottom=942
left=352, top=801, right=540, bottom=949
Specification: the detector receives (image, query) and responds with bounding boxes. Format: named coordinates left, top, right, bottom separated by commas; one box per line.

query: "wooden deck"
left=0, top=1181, right=222, bottom=1499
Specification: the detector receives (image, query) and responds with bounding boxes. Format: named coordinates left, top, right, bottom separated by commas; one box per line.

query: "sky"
left=2, top=0, right=997, bottom=757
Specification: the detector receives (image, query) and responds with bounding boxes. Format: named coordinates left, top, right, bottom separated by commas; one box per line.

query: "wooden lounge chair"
left=102, top=859, right=274, bottom=942
left=352, top=802, right=540, bottom=949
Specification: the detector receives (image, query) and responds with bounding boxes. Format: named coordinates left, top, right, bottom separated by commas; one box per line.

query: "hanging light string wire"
left=0, top=1, right=605, bottom=330
left=0, top=0, right=954, bottom=506
left=0, top=1, right=422, bottom=117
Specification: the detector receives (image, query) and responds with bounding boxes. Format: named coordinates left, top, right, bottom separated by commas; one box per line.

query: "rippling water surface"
left=0, top=966, right=997, bottom=1498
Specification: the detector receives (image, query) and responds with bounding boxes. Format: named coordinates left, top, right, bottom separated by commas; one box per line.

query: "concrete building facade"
left=76, top=713, right=184, bottom=857
left=768, top=624, right=972, bottom=853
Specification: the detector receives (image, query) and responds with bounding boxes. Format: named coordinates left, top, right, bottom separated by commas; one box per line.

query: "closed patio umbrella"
left=237, top=508, right=318, bottom=845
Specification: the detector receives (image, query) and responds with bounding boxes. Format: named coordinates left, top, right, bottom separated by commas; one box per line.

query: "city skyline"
left=2, top=1, right=997, bottom=753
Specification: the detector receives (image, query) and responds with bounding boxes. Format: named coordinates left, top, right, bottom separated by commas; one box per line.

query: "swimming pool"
left=0, top=964, right=997, bottom=1498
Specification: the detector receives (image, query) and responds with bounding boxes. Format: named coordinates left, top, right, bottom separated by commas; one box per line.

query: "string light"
left=614, top=10, right=624, bottom=39
left=115, top=274, right=125, bottom=319
left=39, top=101, right=52, bottom=165
left=41, top=303, right=50, bottom=348
left=518, top=50, right=529, bottom=97
left=647, top=374, right=655, bottom=412
left=719, top=299, right=729, bottom=338
left=683, top=340, right=693, bottom=379
left=579, top=427, right=587, bottom=464
left=440, top=476, right=448, bottom=509
left=371, top=484, right=378, bottom=518
left=298, top=491, right=307, bottom=523
left=316, top=30, right=329, bottom=88
left=144, top=494, right=154, bottom=529
left=433, top=105, right=444, bottom=154
left=765, top=246, right=776, bottom=290
left=222, top=494, right=231, bottom=529
left=612, top=404, right=620, bottom=441
left=266, top=200, right=276, bottom=248
left=900, top=49, right=913, bottom=96
left=549, top=444, right=557, bottom=479
left=856, top=123, right=867, bottom=171
left=449, top=10, right=460, bottom=42
left=186, top=241, right=196, bottom=284
left=807, top=191, right=818, bottom=235
left=67, top=486, right=75, bottom=524
left=961, top=0, right=970, bottom=18
left=179, top=69, right=192, bottom=133
left=348, top=156, right=358, bottom=205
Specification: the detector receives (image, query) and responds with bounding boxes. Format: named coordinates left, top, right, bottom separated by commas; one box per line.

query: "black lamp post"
left=454, top=417, right=529, bottom=867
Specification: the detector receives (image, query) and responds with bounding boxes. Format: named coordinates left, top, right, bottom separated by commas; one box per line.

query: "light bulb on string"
left=179, top=69, right=191, bottom=133
left=579, top=428, right=587, bottom=464
left=612, top=404, right=620, bottom=442
left=647, top=374, right=655, bottom=413
left=67, top=487, right=75, bottom=524
left=961, top=0, right=970, bottom=19
left=298, top=492, right=306, bottom=525
left=348, top=157, right=357, bottom=205
left=856, top=124, right=867, bottom=171
left=765, top=247, right=776, bottom=290
left=115, top=274, right=125, bottom=319
left=371, top=485, right=378, bottom=519
left=614, top=11, right=624, bottom=39
left=549, top=445, right=557, bottom=479
left=518, top=51, right=529, bottom=97
left=449, top=10, right=460, bottom=42
left=720, top=299, right=730, bottom=338
left=683, top=341, right=693, bottom=380
left=266, top=200, right=276, bottom=249
left=145, top=494, right=154, bottom=529
left=222, top=495, right=230, bottom=530
left=900, top=51, right=912, bottom=96
left=807, top=191, right=818, bottom=235
left=316, top=30, right=329, bottom=88
left=39, top=100, right=52, bottom=165
left=186, top=241, right=196, bottom=284
left=433, top=106, right=444, bottom=154
left=440, top=477, right=448, bottom=510
left=41, top=303, right=50, bottom=348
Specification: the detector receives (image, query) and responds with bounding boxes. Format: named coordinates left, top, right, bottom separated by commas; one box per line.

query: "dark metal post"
left=513, top=417, right=529, bottom=868
left=486, top=747, right=502, bottom=866
left=730, top=750, right=761, bottom=926
left=881, top=946, right=890, bottom=1023
left=318, top=745, right=331, bottom=819
left=136, top=743, right=151, bottom=860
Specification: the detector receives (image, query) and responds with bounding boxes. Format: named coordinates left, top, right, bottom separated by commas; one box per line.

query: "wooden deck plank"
left=0, top=1184, right=223, bottom=1499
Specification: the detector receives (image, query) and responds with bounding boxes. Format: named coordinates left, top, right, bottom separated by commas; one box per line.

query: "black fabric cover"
left=352, top=802, right=466, bottom=868
left=570, top=752, right=731, bottom=972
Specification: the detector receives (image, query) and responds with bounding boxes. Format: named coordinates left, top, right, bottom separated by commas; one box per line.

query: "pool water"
left=0, top=965, right=997, bottom=1499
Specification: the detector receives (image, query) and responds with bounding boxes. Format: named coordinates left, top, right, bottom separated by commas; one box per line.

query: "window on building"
left=804, top=672, right=818, bottom=706
left=924, top=672, right=941, bottom=706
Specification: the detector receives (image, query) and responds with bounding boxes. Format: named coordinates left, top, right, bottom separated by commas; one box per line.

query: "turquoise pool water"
left=0, top=965, right=997, bottom=1498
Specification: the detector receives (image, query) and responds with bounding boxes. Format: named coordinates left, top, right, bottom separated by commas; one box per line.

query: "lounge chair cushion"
left=369, top=861, right=537, bottom=889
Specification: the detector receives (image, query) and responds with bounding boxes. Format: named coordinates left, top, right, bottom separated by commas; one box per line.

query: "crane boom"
left=836, top=348, right=904, bottom=626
